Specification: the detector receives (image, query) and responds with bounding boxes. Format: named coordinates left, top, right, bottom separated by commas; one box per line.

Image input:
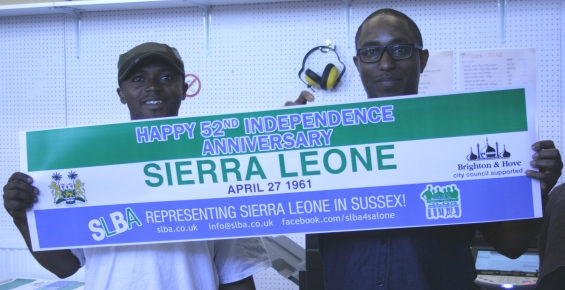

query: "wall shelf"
left=0, top=0, right=306, bottom=17
left=0, top=0, right=308, bottom=57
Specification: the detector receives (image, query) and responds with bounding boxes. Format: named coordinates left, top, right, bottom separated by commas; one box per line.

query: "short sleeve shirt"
left=71, top=238, right=271, bottom=290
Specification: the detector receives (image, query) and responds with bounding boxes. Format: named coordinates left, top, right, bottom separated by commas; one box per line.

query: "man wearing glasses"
left=290, top=8, right=562, bottom=289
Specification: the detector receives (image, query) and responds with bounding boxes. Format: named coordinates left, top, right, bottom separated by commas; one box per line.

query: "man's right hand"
left=3, top=172, right=38, bottom=224
left=285, top=91, right=315, bottom=106
left=3, top=172, right=81, bottom=278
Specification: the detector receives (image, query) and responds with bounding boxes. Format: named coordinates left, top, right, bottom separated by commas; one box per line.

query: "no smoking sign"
left=185, top=74, right=201, bottom=98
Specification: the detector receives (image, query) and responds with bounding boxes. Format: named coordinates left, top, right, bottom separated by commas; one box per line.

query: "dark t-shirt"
left=318, top=225, right=477, bottom=290
left=536, top=183, right=565, bottom=289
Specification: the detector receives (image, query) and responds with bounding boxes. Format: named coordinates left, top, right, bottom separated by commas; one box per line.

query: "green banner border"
left=26, top=89, right=527, bottom=171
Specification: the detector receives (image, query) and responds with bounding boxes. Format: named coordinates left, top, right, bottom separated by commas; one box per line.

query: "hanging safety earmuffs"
left=298, top=45, right=345, bottom=91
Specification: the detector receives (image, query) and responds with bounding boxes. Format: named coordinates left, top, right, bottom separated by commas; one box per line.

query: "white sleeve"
left=214, top=237, right=272, bottom=284
left=70, top=248, right=86, bottom=267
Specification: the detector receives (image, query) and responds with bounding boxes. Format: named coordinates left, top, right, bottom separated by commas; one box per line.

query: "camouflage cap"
left=118, top=42, right=185, bottom=81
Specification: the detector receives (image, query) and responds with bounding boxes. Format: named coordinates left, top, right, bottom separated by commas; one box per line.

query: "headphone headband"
left=298, top=45, right=346, bottom=90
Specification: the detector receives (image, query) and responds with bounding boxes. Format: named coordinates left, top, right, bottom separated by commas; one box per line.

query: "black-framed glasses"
left=356, top=44, right=423, bottom=63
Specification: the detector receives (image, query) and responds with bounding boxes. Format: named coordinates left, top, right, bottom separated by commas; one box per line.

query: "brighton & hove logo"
left=467, top=138, right=511, bottom=161
left=420, top=184, right=461, bottom=219
left=49, top=171, right=87, bottom=205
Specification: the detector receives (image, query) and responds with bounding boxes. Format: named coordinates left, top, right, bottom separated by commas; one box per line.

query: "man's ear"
left=419, top=49, right=429, bottom=73
left=182, top=81, right=188, bottom=101
left=353, top=55, right=361, bottom=74
left=117, top=87, right=127, bottom=104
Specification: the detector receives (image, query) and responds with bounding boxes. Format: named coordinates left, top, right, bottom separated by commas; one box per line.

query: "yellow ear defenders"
left=298, top=45, right=345, bottom=91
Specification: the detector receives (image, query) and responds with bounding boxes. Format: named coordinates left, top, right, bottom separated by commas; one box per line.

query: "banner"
left=22, top=88, right=540, bottom=251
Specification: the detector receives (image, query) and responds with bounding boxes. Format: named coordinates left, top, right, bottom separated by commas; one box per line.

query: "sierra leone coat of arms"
left=49, top=171, right=87, bottom=205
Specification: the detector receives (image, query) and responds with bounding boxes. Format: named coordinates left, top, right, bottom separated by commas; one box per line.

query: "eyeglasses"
left=356, top=44, right=423, bottom=63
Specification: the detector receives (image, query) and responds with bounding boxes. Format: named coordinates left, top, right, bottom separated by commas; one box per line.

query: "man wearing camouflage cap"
left=3, top=42, right=271, bottom=290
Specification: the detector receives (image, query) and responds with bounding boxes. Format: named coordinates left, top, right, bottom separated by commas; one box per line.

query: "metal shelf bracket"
left=190, top=3, right=212, bottom=55
left=498, top=0, right=507, bottom=45
left=54, top=6, right=84, bottom=59
left=342, top=0, right=352, bottom=49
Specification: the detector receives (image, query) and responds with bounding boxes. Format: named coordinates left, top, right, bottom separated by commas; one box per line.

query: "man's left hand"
left=526, top=140, right=563, bottom=195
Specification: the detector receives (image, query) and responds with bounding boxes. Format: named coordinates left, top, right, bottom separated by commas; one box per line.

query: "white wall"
left=1, top=0, right=562, bottom=288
